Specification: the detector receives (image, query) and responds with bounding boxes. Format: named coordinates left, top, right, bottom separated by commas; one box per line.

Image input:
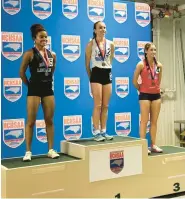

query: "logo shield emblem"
left=135, top=3, right=150, bottom=27
left=115, top=112, right=131, bottom=136
left=3, top=119, right=25, bottom=148
left=113, top=1, right=127, bottom=24
left=87, top=0, right=105, bottom=23
left=113, top=38, right=129, bottom=63
left=64, top=78, right=80, bottom=100
left=2, top=32, right=23, bottom=61
left=32, top=0, right=52, bottom=20
left=137, top=41, right=150, bottom=60
left=61, top=35, right=81, bottom=62
left=4, top=78, right=22, bottom=102
left=115, top=77, right=129, bottom=98
left=2, top=0, right=21, bottom=15
left=36, top=120, right=47, bottom=143
left=62, top=0, right=78, bottom=19
left=63, top=115, right=82, bottom=140
left=110, top=151, right=124, bottom=174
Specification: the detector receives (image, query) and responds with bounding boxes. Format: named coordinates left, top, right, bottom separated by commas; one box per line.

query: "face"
left=145, top=44, right=156, bottom=58
left=34, top=31, right=48, bottom=47
left=94, top=22, right=106, bottom=37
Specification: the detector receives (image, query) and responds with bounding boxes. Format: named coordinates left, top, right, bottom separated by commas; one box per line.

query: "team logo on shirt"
left=3, top=119, right=25, bottom=148
left=115, top=112, right=131, bottom=136
left=2, top=32, right=23, bottom=61
left=110, top=150, right=124, bottom=174
left=63, top=115, right=82, bottom=140
left=64, top=77, right=80, bottom=100
left=2, top=0, right=21, bottom=15
left=36, top=120, right=47, bottom=143
left=62, top=0, right=78, bottom=20
left=135, top=3, right=150, bottom=27
left=113, top=1, right=127, bottom=24
left=115, top=77, right=129, bottom=98
left=139, top=114, right=150, bottom=134
left=4, top=78, right=22, bottom=102
left=113, top=38, right=129, bottom=63
left=137, top=41, right=150, bottom=60
left=45, top=36, right=51, bottom=51
left=87, top=0, right=105, bottom=23
left=32, top=0, right=52, bottom=20
left=61, top=35, right=81, bottom=62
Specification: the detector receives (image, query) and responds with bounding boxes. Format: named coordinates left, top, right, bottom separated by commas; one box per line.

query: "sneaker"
left=148, top=149, right=151, bottom=155
left=23, top=151, right=32, bottom=162
left=94, top=133, right=105, bottom=142
left=151, top=145, right=163, bottom=153
left=48, top=149, right=60, bottom=159
left=101, top=133, right=113, bottom=140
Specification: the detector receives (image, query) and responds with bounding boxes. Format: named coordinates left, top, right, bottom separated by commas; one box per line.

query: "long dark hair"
left=144, top=43, right=157, bottom=67
left=30, top=24, right=46, bottom=40
left=93, top=21, right=101, bottom=38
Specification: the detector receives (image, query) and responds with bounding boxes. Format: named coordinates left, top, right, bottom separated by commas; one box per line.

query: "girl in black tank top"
left=19, top=24, right=59, bottom=162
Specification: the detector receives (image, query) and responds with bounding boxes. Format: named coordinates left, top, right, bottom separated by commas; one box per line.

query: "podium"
left=2, top=136, right=185, bottom=198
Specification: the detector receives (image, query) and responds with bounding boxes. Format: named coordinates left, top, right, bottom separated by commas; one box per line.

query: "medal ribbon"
left=35, top=47, right=50, bottom=69
left=95, top=38, right=106, bottom=61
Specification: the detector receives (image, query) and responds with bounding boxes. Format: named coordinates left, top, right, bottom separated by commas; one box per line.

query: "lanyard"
left=35, top=47, right=49, bottom=68
left=95, top=38, right=106, bottom=61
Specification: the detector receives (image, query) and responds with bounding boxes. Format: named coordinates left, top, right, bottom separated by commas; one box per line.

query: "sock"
left=94, top=129, right=100, bottom=136
left=101, top=129, right=106, bottom=133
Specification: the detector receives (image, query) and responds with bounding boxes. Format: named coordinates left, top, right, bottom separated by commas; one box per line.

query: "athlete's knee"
left=94, top=102, right=102, bottom=110
left=27, top=120, right=36, bottom=128
left=45, top=117, right=53, bottom=126
left=140, top=119, right=148, bottom=125
left=102, top=104, right=109, bottom=111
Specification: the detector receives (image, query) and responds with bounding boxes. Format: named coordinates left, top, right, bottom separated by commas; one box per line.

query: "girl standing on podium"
left=85, top=21, right=114, bottom=142
left=19, top=24, right=59, bottom=161
left=133, top=43, right=163, bottom=154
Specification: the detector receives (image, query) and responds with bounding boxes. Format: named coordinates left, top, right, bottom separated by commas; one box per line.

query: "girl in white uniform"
left=85, top=21, right=115, bottom=141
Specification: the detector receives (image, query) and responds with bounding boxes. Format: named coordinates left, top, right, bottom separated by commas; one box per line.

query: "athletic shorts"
left=27, top=81, right=54, bottom=98
left=90, top=67, right=112, bottom=85
left=139, top=92, right=161, bottom=101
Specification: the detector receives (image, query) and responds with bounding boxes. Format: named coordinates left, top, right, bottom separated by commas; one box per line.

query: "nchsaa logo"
left=113, top=1, right=127, bottom=24
left=32, top=0, right=52, bottom=20
left=3, top=119, right=25, bottom=148
left=36, top=120, right=47, bottom=143
left=115, top=112, right=131, bottom=136
left=87, top=0, right=105, bottom=23
left=115, top=77, right=129, bottom=98
left=2, top=0, right=21, bottom=15
left=62, top=0, right=78, bottom=20
left=137, top=41, right=150, bottom=60
left=2, top=32, right=23, bottom=61
left=61, top=35, right=81, bottom=62
left=64, top=78, right=80, bottom=100
left=113, top=38, right=129, bottom=63
left=63, top=115, right=82, bottom=140
left=4, top=78, right=22, bottom=102
left=135, top=3, right=150, bottom=27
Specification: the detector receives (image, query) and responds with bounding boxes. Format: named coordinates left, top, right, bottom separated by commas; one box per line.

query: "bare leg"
left=25, top=96, right=40, bottom=152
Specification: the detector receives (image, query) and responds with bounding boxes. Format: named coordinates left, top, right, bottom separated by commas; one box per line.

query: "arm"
left=132, top=62, right=143, bottom=90
left=51, top=52, right=56, bottom=74
left=157, top=62, right=163, bottom=85
left=19, top=51, right=32, bottom=86
left=110, top=42, right=115, bottom=64
left=85, top=41, right=92, bottom=79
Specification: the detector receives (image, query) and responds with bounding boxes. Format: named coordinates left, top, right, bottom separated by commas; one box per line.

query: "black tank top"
left=29, top=47, right=54, bottom=83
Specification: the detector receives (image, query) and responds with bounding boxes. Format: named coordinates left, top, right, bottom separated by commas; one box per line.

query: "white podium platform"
left=2, top=136, right=185, bottom=198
